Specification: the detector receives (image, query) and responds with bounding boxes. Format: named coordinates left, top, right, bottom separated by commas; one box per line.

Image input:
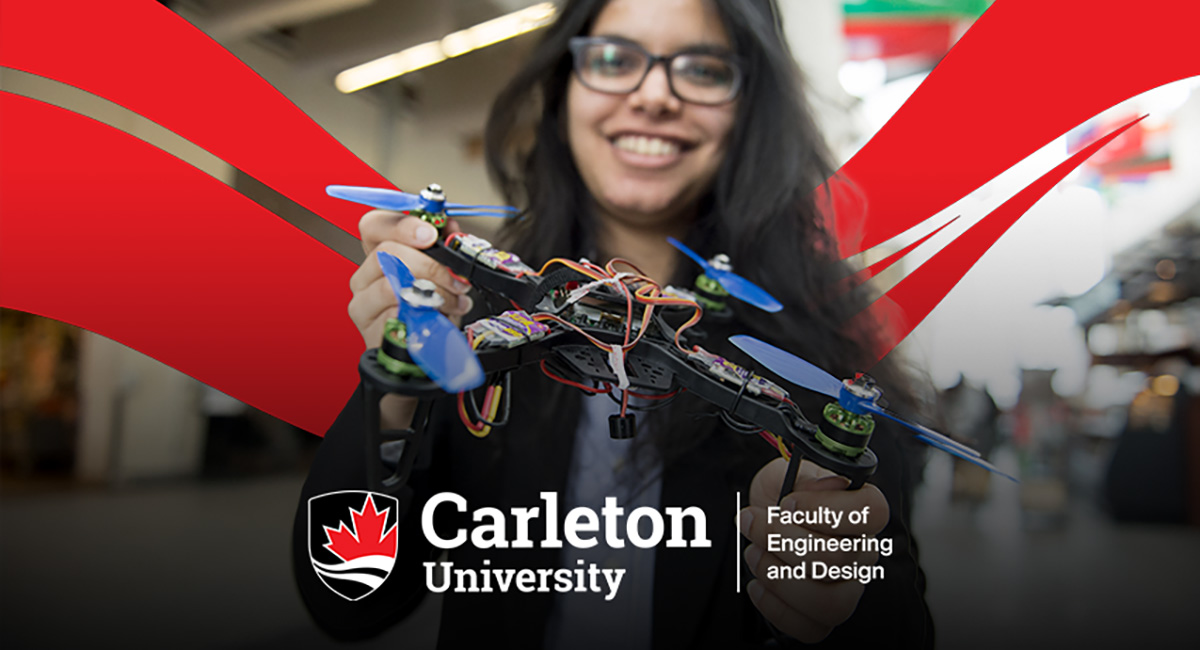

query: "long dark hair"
left=484, top=0, right=918, bottom=465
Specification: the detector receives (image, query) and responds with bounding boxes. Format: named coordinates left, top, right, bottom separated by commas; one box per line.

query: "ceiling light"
left=336, top=2, right=557, bottom=93
left=1151, top=374, right=1179, bottom=397
left=1155, top=259, right=1176, bottom=280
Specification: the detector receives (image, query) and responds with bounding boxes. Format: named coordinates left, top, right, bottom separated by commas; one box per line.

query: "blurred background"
left=2, top=0, right=1198, bottom=648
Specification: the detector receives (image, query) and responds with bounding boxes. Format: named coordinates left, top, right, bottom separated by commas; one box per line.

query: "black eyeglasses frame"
left=567, top=36, right=744, bottom=106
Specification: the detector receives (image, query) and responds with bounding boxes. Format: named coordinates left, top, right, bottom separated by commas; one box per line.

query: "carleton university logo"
left=308, top=490, right=399, bottom=601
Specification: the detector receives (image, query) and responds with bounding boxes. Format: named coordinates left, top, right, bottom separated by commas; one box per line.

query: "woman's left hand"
left=739, top=457, right=889, bottom=643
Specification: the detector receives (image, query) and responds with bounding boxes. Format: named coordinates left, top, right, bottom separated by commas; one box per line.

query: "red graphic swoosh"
left=0, top=0, right=394, bottom=235
left=0, top=92, right=361, bottom=433
left=829, top=0, right=1199, bottom=258
left=856, top=116, right=1146, bottom=364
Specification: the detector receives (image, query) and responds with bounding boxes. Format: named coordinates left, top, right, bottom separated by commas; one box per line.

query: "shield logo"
left=308, top=490, right=399, bottom=601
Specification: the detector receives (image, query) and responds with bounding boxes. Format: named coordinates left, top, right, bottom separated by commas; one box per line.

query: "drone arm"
left=291, top=379, right=447, bottom=639
left=473, top=333, right=559, bottom=375
left=424, top=241, right=603, bottom=313
left=361, top=379, right=436, bottom=497
left=637, top=340, right=799, bottom=428
left=423, top=241, right=543, bottom=309
left=636, top=341, right=878, bottom=488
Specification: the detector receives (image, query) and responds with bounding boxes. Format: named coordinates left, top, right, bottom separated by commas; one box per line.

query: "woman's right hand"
left=348, top=209, right=474, bottom=348
left=348, top=209, right=475, bottom=430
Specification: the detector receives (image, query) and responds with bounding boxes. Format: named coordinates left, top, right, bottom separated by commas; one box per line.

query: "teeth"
left=614, top=135, right=680, bottom=156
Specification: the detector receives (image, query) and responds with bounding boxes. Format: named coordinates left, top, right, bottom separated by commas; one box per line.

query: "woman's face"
left=566, top=0, right=738, bottom=230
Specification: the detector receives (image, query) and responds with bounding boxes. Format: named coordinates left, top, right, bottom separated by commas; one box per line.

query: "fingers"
left=739, top=457, right=889, bottom=642
left=360, top=210, right=441, bottom=253
left=745, top=566, right=865, bottom=642
left=740, top=524, right=879, bottom=569
left=350, top=209, right=473, bottom=347
left=776, top=484, right=888, bottom=537
left=745, top=579, right=831, bottom=642
left=743, top=543, right=867, bottom=625
left=749, top=458, right=849, bottom=507
left=741, top=513, right=875, bottom=642
left=748, top=459, right=888, bottom=533
left=738, top=503, right=881, bottom=574
left=354, top=240, right=470, bottom=295
left=356, top=305, right=398, bottom=350
left=350, top=273, right=472, bottom=337
left=740, top=494, right=885, bottom=540
left=351, top=240, right=471, bottom=317
left=348, top=277, right=396, bottom=343
left=741, top=538, right=876, bottom=642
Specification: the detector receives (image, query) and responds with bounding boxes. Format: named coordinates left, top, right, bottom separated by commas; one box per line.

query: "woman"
left=294, top=0, right=933, bottom=647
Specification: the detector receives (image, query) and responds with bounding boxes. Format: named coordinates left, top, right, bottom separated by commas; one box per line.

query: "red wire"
left=627, top=388, right=682, bottom=400
left=481, top=384, right=496, bottom=415
left=757, top=430, right=792, bottom=459
left=606, top=258, right=649, bottom=278
left=580, top=259, right=608, bottom=276
left=540, top=360, right=612, bottom=393
left=458, top=392, right=484, bottom=433
left=457, top=384, right=503, bottom=434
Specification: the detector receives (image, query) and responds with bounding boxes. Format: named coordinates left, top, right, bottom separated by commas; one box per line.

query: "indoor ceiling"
left=164, top=0, right=535, bottom=74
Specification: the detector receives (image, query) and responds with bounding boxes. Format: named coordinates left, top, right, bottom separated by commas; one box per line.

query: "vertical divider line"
left=736, top=490, right=741, bottom=593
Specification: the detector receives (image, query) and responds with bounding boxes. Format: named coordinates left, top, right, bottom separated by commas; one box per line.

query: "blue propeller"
left=729, top=334, right=1017, bottom=481
left=327, top=184, right=519, bottom=218
left=667, top=237, right=782, bottom=313
left=377, top=251, right=485, bottom=393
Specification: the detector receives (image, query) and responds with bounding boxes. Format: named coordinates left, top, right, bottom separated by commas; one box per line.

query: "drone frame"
left=356, top=230, right=880, bottom=500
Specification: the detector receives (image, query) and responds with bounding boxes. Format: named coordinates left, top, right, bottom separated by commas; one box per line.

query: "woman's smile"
left=608, top=131, right=694, bottom=167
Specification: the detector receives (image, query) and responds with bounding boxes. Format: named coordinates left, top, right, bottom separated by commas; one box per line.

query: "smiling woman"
left=296, top=0, right=933, bottom=648
left=564, top=0, right=738, bottom=238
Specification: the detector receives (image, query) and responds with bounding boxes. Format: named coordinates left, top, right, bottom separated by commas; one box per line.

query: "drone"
left=327, top=183, right=1016, bottom=500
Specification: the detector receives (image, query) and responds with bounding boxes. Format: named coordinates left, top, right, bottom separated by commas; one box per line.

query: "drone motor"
left=692, top=254, right=733, bottom=312
left=378, top=318, right=423, bottom=378
left=729, top=334, right=1017, bottom=480
left=817, top=403, right=874, bottom=457
left=401, top=280, right=444, bottom=309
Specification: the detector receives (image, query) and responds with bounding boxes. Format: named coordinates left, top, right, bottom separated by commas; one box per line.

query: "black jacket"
left=292, top=362, right=934, bottom=649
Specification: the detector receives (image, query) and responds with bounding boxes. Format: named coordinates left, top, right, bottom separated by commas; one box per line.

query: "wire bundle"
left=453, top=253, right=789, bottom=459
left=531, top=258, right=698, bottom=417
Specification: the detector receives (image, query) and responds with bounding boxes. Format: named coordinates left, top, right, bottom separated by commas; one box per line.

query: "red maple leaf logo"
left=322, top=495, right=398, bottom=562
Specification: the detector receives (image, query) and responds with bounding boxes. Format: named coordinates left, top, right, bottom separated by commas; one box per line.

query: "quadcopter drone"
left=327, top=183, right=1015, bottom=500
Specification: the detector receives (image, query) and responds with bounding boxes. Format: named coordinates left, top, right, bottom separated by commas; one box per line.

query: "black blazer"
left=292, top=364, right=934, bottom=649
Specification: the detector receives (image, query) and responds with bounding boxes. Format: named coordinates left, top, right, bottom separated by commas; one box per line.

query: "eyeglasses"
left=568, top=36, right=743, bottom=106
